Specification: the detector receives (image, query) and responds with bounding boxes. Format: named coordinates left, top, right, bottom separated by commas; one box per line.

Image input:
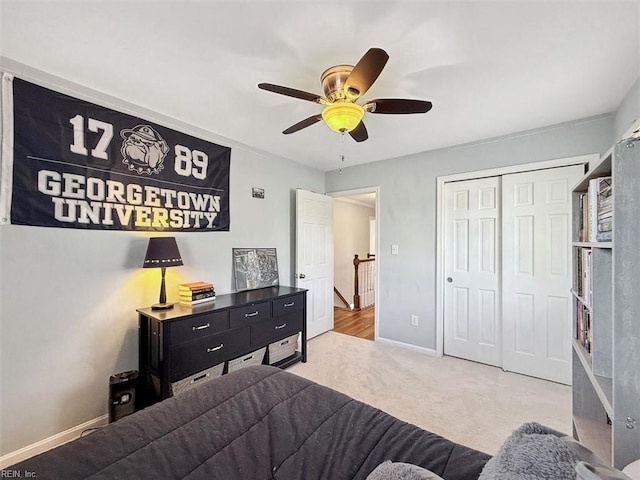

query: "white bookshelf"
left=571, top=138, right=640, bottom=469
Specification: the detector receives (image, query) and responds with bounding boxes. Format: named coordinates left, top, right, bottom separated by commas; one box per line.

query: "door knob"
left=298, top=273, right=306, bottom=279
left=446, top=277, right=453, bottom=283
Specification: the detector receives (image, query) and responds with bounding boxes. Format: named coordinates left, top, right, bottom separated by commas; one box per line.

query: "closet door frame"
left=435, top=154, right=597, bottom=357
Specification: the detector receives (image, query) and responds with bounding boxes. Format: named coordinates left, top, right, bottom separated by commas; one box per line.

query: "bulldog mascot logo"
left=120, top=125, right=169, bottom=175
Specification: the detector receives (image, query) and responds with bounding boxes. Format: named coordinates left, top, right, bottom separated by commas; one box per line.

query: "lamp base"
left=151, top=302, right=174, bottom=311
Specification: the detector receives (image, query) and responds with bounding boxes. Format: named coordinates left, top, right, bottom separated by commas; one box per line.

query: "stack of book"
left=579, top=176, right=612, bottom=242
left=178, top=282, right=215, bottom=306
left=594, top=176, right=612, bottom=241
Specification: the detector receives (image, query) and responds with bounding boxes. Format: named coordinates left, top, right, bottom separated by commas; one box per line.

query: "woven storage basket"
left=171, top=363, right=224, bottom=395
left=152, top=362, right=224, bottom=397
left=227, top=347, right=266, bottom=373
left=268, top=333, right=299, bottom=364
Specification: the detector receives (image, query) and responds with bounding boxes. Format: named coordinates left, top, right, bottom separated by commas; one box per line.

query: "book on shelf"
left=576, top=304, right=584, bottom=344
left=179, top=290, right=216, bottom=301
left=596, top=176, right=612, bottom=241
left=596, top=227, right=612, bottom=242
left=588, top=179, right=599, bottom=242
left=574, top=247, right=592, bottom=302
left=581, top=248, right=592, bottom=305
left=178, top=281, right=214, bottom=291
left=179, top=285, right=214, bottom=294
left=179, top=295, right=216, bottom=306
left=580, top=192, right=589, bottom=242
left=576, top=303, right=592, bottom=354
left=584, top=307, right=592, bottom=354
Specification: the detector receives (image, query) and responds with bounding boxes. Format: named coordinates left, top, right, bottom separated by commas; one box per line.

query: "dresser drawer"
left=169, top=310, right=229, bottom=345
left=169, top=327, right=250, bottom=381
left=229, top=301, right=271, bottom=329
left=251, top=312, right=303, bottom=346
left=272, top=293, right=304, bottom=317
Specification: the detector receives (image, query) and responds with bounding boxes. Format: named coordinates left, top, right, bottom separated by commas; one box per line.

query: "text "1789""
left=68, top=115, right=209, bottom=179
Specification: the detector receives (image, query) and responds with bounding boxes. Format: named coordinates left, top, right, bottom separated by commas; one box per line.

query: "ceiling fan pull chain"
left=339, top=132, right=346, bottom=174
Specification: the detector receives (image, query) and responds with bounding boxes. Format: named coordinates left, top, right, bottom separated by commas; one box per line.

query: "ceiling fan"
left=258, top=48, right=433, bottom=143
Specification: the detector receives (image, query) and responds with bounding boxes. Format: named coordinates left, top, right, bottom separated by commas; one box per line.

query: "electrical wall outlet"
left=411, top=314, right=419, bottom=326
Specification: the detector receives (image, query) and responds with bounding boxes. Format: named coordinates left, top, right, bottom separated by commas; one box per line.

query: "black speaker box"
left=109, top=370, right=138, bottom=423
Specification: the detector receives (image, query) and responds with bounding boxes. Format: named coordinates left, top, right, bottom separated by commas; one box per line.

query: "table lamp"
left=143, top=237, right=183, bottom=310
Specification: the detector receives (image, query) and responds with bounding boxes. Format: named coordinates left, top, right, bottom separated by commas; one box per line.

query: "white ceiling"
left=1, top=1, right=639, bottom=172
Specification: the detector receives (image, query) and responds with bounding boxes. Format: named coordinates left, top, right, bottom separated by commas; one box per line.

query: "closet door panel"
left=502, top=165, right=583, bottom=384
left=443, top=176, right=501, bottom=367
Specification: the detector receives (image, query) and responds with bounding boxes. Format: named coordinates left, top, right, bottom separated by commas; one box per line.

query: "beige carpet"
left=289, top=331, right=571, bottom=455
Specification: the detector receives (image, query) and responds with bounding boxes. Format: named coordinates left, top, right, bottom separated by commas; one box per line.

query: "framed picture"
left=233, top=248, right=279, bottom=291
left=252, top=187, right=265, bottom=199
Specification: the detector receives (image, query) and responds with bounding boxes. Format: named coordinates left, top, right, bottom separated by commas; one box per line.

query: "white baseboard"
left=0, top=414, right=108, bottom=469
left=375, top=336, right=440, bottom=356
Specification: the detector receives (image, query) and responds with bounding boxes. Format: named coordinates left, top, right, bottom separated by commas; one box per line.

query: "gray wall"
left=0, top=61, right=324, bottom=454
left=614, top=77, right=640, bottom=140
left=326, top=115, right=615, bottom=350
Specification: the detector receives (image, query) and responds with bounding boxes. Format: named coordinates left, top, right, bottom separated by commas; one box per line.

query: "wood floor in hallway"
left=333, top=305, right=374, bottom=340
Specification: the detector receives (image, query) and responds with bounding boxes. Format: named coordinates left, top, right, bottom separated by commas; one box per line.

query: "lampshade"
left=143, top=237, right=183, bottom=268
left=143, top=237, right=183, bottom=311
left=321, top=103, right=365, bottom=133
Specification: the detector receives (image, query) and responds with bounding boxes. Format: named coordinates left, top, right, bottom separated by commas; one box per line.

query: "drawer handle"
left=192, top=323, right=210, bottom=331
left=275, top=323, right=287, bottom=330
left=207, top=344, right=224, bottom=353
left=245, top=311, right=259, bottom=318
left=284, top=302, right=295, bottom=307
left=191, top=372, right=210, bottom=383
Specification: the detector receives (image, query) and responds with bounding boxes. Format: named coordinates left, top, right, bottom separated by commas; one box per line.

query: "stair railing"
left=353, top=254, right=375, bottom=310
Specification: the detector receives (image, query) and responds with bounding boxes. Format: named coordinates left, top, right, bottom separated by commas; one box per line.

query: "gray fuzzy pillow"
left=479, top=422, right=578, bottom=480
left=366, top=461, right=443, bottom=480
left=480, top=422, right=632, bottom=480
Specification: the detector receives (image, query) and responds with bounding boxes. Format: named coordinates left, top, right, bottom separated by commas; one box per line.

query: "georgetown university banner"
left=0, top=75, right=231, bottom=232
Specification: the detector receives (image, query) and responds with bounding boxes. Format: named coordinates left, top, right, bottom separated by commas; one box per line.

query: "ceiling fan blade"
left=344, top=48, right=389, bottom=99
left=258, top=83, right=323, bottom=103
left=365, top=98, right=433, bottom=114
left=283, top=114, right=323, bottom=134
left=348, top=121, right=368, bottom=143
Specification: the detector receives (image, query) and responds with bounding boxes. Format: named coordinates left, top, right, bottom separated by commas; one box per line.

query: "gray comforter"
left=11, top=366, right=490, bottom=479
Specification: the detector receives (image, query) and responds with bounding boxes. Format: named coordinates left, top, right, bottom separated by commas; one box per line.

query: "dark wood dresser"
left=138, top=286, right=307, bottom=404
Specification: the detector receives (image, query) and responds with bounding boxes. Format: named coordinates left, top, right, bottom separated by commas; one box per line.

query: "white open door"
left=502, top=164, right=583, bottom=384
left=296, top=189, right=334, bottom=339
left=443, top=177, right=502, bottom=367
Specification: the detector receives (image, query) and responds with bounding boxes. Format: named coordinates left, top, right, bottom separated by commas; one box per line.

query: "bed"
left=9, top=365, right=490, bottom=479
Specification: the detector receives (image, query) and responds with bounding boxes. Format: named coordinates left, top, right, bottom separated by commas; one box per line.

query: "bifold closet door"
left=501, top=165, right=583, bottom=384
left=443, top=176, right=502, bottom=367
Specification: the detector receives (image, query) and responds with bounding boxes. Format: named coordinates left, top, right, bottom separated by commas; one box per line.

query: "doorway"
left=329, top=187, right=379, bottom=341
left=437, top=155, right=596, bottom=384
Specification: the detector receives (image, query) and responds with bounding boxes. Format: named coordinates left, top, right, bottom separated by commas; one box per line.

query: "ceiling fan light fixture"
left=259, top=48, right=432, bottom=142
left=321, top=103, right=365, bottom=133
